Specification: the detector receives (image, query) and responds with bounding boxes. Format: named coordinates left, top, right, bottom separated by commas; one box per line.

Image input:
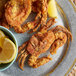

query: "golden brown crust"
left=32, top=0, right=48, bottom=25
left=16, top=19, right=72, bottom=70
left=50, top=32, right=67, bottom=54
left=0, top=0, right=9, bottom=28
left=3, top=0, right=48, bottom=33
left=0, top=0, right=8, bottom=19
left=19, top=51, right=28, bottom=71
left=28, top=54, right=52, bottom=68
left=5, top=0, right=31, bottom=30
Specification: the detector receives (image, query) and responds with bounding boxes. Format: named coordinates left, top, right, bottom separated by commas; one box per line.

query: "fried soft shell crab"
left=16, top=19, right=72, bottom=70
left=4, top=0, right=47, bottom=33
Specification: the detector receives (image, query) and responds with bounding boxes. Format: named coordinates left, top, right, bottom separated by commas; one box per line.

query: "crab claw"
left=51, top=25, right=73, bottom=41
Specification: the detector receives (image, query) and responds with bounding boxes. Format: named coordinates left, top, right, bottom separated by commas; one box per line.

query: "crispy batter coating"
left=3, top=0, right=48, bottom=33
left=5, top=0, right=31, bottom=26
left=0, top=0, right=8, bottom=18
left=50, top=32, right=67, bottom=54
left=27, top=30, right=55, bottom=55
left=27, top=25, right=72, bottom=68
left=16, top=18, right=72, bottom=70
left=5, top=0, right=31, bottom=32
left=32, top=0, right=48, bottom=25
left=0, top=0, right=48, bottom=33
left=18, top=41, right=28, bottom=53
left=18, top=51, right=28, bottom=70
left=0, top=0, right=9, bottom=28
left=28, top=55, right=52, bottom=68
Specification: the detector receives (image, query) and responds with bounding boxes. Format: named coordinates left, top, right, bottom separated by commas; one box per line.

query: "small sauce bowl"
left=0, top=26, right=18, bottom=71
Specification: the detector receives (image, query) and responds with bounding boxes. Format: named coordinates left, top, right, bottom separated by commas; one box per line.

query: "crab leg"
left=33, top=21, right=41, bottom=32
left=19, top=51, right=29, bottom=71
left=18, top=54, right=25, bottom=70
left=16, top=42, right=28, bottom=62
left=41, top=18, right=56, bottom=30
left=35, top=12, right=41, bottom=20
left=50, top=32, right=67, bottom=54
left=18, top=41, right=28, bottom=53
left=50, top=39, right=67, bottom=55
left=51, top=25, right=73, bottom=41
left=16, top=49, right=25, bottom=62
left=40, top=0, right=48, bottom=25
left=50, top=25, right=72, bottom=54
left=32, top=0, right=48, bottom=25
left=45, top=18, right=56, bottom=29
left=16, top=43, right=29, bottom=70
left=40, top=18, right=56, bottom=33
left=14, top=20, right=38, bottom=33
left=28, top=54, right=52, bottom=68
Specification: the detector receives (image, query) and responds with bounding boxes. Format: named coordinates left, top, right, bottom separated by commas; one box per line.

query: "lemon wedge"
left=0, top=30, right=5, bottom=37
left=48, top=0, right=58, bottom=18
left=0, top=30, right=6, bottom=47
left=0, top=38, right=16, bottom=63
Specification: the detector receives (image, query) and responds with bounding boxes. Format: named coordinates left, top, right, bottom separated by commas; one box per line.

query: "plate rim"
left=46, top=2, right=72, bottom=76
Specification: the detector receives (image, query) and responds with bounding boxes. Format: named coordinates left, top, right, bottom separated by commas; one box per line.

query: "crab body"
left=27, top=30, right=55, bottom=55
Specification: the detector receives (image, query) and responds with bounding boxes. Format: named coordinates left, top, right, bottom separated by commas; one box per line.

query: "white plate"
left=0, top=0, right=76, bottom=76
